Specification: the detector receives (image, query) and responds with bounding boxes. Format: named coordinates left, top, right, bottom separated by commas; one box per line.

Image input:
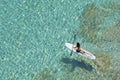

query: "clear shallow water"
left=0, top=0, right=120, bottom=80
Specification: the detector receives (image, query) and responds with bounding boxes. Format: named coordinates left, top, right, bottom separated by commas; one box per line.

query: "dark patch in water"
left=61, top=57, right=93, bottom=72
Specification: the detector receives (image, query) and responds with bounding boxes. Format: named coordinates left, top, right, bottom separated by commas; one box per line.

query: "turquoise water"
left=0, top=0, right=120, bottom=80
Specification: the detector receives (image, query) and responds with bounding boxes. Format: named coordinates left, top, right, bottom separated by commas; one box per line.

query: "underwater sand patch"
left=77, top=2, right=120, bottom=43
left=109, top=69, right=120, bottom=80
left=93, top=53, right=111, bottom=73
left=101, top=25, right=120, bottom=42
left=102, top=1, right=120, bottom=11
left=78, top=3, right=111, bottom=43
left=33, top=68, right=57, bottom=80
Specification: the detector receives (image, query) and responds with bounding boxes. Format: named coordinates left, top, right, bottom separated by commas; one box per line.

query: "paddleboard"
left=65, top=43, right=96, bottom=59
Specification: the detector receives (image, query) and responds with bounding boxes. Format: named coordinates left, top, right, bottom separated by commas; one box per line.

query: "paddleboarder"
left=73, top=42, right=85, bottom=54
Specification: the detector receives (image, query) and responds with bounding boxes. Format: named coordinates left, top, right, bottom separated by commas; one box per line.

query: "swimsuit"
left=76, top=49, right=81, bottom=52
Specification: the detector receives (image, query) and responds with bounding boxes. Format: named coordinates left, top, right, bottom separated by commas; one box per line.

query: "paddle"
left=70, top=34, right=76, bottom=56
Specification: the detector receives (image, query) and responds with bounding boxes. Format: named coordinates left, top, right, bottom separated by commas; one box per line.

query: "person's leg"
left=80, top=50, right=85, bottom=54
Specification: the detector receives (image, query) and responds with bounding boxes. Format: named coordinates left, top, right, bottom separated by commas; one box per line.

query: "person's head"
left=76, top=42, right=80, bottom=48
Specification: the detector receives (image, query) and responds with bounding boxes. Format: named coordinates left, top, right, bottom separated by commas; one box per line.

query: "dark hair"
left=76, top=42, right=80, bottom=48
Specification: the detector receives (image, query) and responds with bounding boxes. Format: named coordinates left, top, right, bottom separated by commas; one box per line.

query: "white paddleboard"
left=65, top=43, right=96, bottom=59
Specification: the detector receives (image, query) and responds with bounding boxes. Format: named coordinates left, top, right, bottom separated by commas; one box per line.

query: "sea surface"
left=0, top=0, right=120, bottom=80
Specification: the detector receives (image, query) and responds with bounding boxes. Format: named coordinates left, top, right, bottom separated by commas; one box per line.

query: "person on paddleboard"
left=73, top=42, right=85, bottom=54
